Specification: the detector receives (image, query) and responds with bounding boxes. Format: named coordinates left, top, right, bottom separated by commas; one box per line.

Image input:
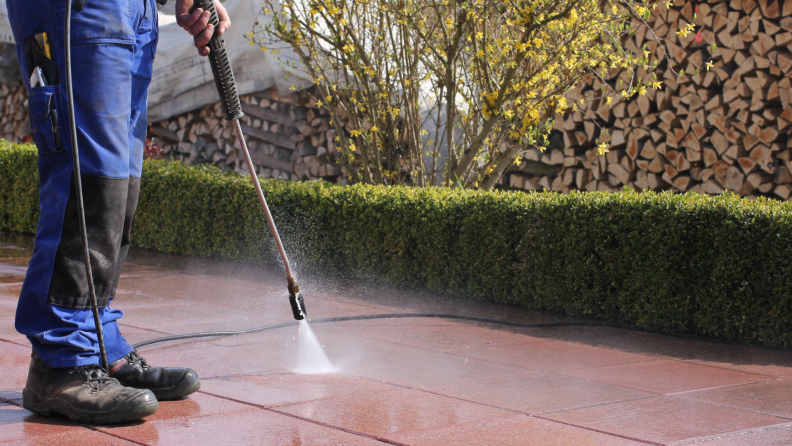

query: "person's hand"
left=175, top=0, right=232, bottom=57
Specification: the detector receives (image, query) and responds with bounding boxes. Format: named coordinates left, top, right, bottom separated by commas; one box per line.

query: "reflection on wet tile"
left=451, top=338, right=653, bottom=372
left=4, top=428, right=136, bottom=445
left=200, top=374, right=400, bottom=408
left=0, top=404, right=81, bottom=443
left=546, top=396, right=787, bottom=445
left=0, top=341, right=30, bottom=390
left=278, top=388, right=517, bottom=437
left=5, top=242, right=792, bottom=444
left=327, top=319, right=548, bottom=353
left=678, top=378, right=792, bottom=419
left=103, top=409, right=372, bottom=445
left=389, top=414, right=646, bottom=446
left=560, top=359, right=769, bottom=394
left=429, top=372, right=652, bottom=414
left=672, top=423, right=792, bottom=446
left=137, top=343, right=294, bottom=378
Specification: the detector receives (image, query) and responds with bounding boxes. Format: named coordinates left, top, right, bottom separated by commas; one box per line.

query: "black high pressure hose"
left=130, top=312, right=751, bottom=350
left=64, top=0, right=110, bottom=371
left=132, top=314, right=638, bottom=349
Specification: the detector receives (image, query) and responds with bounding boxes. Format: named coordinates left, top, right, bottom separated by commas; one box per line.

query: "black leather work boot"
left=23, top=352, right=158, bottom=424
left=109, top=350, right=200, bottom=400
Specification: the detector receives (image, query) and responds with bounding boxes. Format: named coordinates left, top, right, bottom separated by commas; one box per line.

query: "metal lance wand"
left=193, top=0, right=307, bottom=320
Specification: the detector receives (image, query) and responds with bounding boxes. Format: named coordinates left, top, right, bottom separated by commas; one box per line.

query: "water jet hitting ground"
left=296, top=321, right=335, bottom=374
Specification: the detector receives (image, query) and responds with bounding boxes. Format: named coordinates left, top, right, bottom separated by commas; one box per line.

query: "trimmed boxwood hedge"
left=4, top=142, right=792, bottom=346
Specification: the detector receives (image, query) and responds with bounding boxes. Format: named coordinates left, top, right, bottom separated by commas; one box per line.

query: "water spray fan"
left=195, top=0, right=307, bottom=320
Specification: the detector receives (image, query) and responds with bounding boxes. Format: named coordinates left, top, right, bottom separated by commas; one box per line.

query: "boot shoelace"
left=126, top=350, right=150, bottom=370
left=70, top=365, right=116, bottom=393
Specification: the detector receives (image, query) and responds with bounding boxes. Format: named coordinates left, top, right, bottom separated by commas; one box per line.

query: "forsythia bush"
left=251, top=0, right=712, bottom=189
left=3, top=145, right=792, bottom=346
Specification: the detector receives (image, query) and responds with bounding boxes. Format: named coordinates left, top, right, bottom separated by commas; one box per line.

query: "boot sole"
left=22, top=389, right=159, bottom=424
left=152, top=377, right=201, bottom=401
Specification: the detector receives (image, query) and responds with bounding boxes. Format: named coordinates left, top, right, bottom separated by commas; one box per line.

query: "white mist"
left=295, top=320, right=335, bottom=374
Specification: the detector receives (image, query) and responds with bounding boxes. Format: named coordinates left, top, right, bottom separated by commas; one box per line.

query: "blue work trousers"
left=7, top=0, right=158, bottom=367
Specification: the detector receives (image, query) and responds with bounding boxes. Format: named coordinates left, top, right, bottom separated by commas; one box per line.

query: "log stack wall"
left=508, top=0, right=792, bottom=200
left=148, top=87, right=344, bottom=183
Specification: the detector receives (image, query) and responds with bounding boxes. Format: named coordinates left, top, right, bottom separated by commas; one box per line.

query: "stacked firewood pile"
left=0, top=84, right=31, bottom=144
left=509, top=0, right=792, bottom=200
left=149, top=87, right=343, bottom=182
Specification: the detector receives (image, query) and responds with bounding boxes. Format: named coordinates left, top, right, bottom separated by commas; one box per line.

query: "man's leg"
left=9, top=0, right=158, bottom=423
left=106, top=0, right=201, bottom=400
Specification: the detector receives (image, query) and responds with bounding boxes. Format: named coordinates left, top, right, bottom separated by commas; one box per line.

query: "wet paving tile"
left=671, top=423, right=792, bottom=445
left=115, top=324, right=173, bottom=346
left=0, top=389, right=23, bottom=404
left=560, top=359, right=770, bottom=394
left=101, top=408, right=378, bottom=445
left=0, top=298, right=17, bottom=317
left=111, top=291, right=172, bottom=309
left=116, top=274, right=284, bottom=307
left=3, top=428, right=136, bottom=445
left=676, top=378, right=792, bottom=419
left=126, top=391, right=251, bottom=423
left=428, top=372, right=653, bottom=414
left=277, top=387, right=519, bottom=438
left=136, top=342, right=294, bottom=378
left=119, top=302, right=262, bottom=333
left=323, top=334, right=533, bottom=389
left=200, top=374, right=401, bottom=408
left=388, top=414, right=647, bottom=446
left=0, top=403, right=84, bottom=443
left=526, top=326, right=738, bottom=361
left=0, top=341, right=31, bottom=391
left=449, top=338, right=654, bottom=372
left=545, top=396, right=787, bottom=445
left=684, top=347, right=792, bottom=378
left=326, top=319, right=548, bottom=353
left=0, top=318, right=28, bottom=346
left=5, top=245, right=792, bottom=445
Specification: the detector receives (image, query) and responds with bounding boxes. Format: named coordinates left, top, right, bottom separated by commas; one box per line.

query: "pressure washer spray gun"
left=193, top=0, right=307, bottom=321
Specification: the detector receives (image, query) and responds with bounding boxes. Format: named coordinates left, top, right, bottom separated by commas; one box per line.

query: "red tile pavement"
left=449, top=337, right=654, bottom=372
left=199, top=374, right=402, bottom=408
left=276, top=388, right=519, bottom=438
left=3, top=237, right=792, bottom=445
left=544, top=396, right=788, bottom=445
left=99, top=409, right=384, bottom=445
left=3, top=428, right=137, bottom=445
left=559, top=359, right=769, bottom=394
left=326, top=319, right=548, bottom=352
left=671, top=423, right=792, bottom=445
left=388, top=414, right=648, bottom=445
left=426, top=372, right=653, bottom=414
left=676, top=377, right=792, bottom=419
left=686, top=346, right=792, bottom=377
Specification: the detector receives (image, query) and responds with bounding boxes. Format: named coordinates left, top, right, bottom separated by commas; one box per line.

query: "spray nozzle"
left=289, top=291, right=307, bottom=320
left=287, top=277, right=307, bottom=320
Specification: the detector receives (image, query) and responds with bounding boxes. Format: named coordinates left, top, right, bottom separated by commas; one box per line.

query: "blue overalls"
left=7, top=0, right=158, bottom=367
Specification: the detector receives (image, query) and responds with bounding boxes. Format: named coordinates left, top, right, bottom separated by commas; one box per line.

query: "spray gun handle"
left=193, top=0, right=244, bottom=121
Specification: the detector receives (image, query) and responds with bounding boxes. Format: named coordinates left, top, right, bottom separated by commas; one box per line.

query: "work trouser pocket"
left=29, top=86, right=64, bottom=156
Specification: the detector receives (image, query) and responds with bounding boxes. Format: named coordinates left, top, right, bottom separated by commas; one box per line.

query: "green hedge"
left=4, top=143, right=792, bottom=346
left=0, top=141, right=39, bottom=233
